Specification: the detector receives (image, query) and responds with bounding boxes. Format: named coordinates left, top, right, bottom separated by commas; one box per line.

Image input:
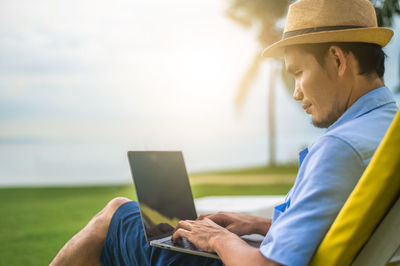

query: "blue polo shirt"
left=259, top=86, right=398, bottom=265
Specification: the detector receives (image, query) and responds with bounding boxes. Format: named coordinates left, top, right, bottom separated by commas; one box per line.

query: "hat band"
left=283, top=25, right=365, bottom=39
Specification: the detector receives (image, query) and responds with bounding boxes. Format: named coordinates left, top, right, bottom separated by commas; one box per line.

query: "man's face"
left=284, top=46, right=348, bottom=128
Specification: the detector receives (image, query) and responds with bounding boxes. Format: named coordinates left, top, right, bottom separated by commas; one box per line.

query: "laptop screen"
left=128, top=151, right=198, bottom=241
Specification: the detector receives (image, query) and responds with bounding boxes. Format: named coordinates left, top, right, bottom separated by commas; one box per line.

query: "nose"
left=293, top=83, right=303, bottom=101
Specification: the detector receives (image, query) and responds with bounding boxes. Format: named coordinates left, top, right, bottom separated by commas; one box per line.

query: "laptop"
left=127, top=151, right=263, bottom=259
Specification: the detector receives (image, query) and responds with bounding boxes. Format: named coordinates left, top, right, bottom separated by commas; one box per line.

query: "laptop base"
left=150, top=236, right=220, bottom=260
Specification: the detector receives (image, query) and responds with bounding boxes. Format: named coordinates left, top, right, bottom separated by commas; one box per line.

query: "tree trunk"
left=268, top=65, right=276, bottom=166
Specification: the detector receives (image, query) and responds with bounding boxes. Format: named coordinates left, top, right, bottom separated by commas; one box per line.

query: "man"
left=51, top=0, right=398, bottom=265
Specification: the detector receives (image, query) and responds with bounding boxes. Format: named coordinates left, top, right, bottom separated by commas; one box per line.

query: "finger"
left=197, top=214, right=212, bottom=220
left=202, top=217, right=220, bottom=226
left=171, top=228, right=189, bottom=242
left=203, top=214, right=227, bottom=226
left=226, top=224, right=242, bottom=235
left=175, top=220, right=194, bottom=231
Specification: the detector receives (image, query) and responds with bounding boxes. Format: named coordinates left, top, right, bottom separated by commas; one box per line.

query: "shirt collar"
left=298, top=148, right=309, bottom=168
left=327, top=86, right=396, bottom=132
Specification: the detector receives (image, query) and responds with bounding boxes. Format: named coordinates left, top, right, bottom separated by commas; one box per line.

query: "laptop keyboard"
left=161, top=238, right=200, bottom=251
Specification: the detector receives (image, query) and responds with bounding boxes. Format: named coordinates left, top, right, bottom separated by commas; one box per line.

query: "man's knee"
left=105, top=197, right=132, bottom=215
left=91, top=197, right=132, bottom=230
left=49, top=197, right=132, bottom=266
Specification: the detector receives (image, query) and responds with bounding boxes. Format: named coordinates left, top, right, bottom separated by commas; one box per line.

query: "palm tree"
left=227, top=0, right=400, bottom=166
left=372, top=0, right=400, bottom=92
left=226, top=0, right=294, bottom=166
left=374, top=0, right=400, bottom=27
left=373, top=0, right=400, bottom=93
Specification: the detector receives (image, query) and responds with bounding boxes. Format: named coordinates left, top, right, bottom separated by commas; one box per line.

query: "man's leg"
left=50, top=197, right=131, bottom=266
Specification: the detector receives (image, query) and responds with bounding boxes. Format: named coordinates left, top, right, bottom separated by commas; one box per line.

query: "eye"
left=294, top=71, right=302, bottom=77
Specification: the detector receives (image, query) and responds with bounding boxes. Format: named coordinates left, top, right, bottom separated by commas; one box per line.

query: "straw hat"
left=262, top=0, right=394, bottom=58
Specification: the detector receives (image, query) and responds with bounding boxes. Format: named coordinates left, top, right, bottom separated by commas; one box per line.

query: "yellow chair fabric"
left=310, top=109, right=400, bottom=266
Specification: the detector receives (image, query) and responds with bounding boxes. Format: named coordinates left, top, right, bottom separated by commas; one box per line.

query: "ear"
left=328, top=46, right=348, bottom=77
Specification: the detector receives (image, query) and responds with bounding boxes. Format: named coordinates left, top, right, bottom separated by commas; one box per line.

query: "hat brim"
left=262, top=27, right=394, bottom=58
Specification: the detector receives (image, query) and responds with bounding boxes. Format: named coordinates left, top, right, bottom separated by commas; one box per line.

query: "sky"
left=0, top=0, right=399, bottom=186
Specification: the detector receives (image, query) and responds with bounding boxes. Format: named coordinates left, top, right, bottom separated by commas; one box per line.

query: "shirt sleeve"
left=259, top=135, right=364, bottom=266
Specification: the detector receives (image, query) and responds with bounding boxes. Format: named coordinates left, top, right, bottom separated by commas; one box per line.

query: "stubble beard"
left=311, top=103, right=346, bottom=129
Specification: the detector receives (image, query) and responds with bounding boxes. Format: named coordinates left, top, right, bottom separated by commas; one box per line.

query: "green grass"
left=0, top=186, right=135, bottom=266
left=0, top=168, right=296, bottom=265
left=191, top=164, right=298, bottom=176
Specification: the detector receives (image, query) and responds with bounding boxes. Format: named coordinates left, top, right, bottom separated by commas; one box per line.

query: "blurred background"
left=0, top=0, right=399, bottom=186
left=0, top=0, right=399, bottom=264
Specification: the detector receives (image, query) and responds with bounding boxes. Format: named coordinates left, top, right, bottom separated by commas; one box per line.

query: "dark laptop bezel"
left=127, top=150, right=198, bottom=242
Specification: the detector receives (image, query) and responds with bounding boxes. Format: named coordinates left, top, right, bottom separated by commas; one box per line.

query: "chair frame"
left=352, top=195, right=400, bottom=265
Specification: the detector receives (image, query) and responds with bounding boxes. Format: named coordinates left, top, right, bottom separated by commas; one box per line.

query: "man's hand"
left=172, top=217, right=280, bottom=266
left=171, top=218, right=235, bottom=252
left=198, top=212, right=272, bottom=236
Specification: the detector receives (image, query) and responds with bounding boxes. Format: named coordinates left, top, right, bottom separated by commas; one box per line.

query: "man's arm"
left=172, top=218, right=280, bottom=266
left=212, top=230, right=280, bottom=266
left=258, top=136, right=365, bottom=265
